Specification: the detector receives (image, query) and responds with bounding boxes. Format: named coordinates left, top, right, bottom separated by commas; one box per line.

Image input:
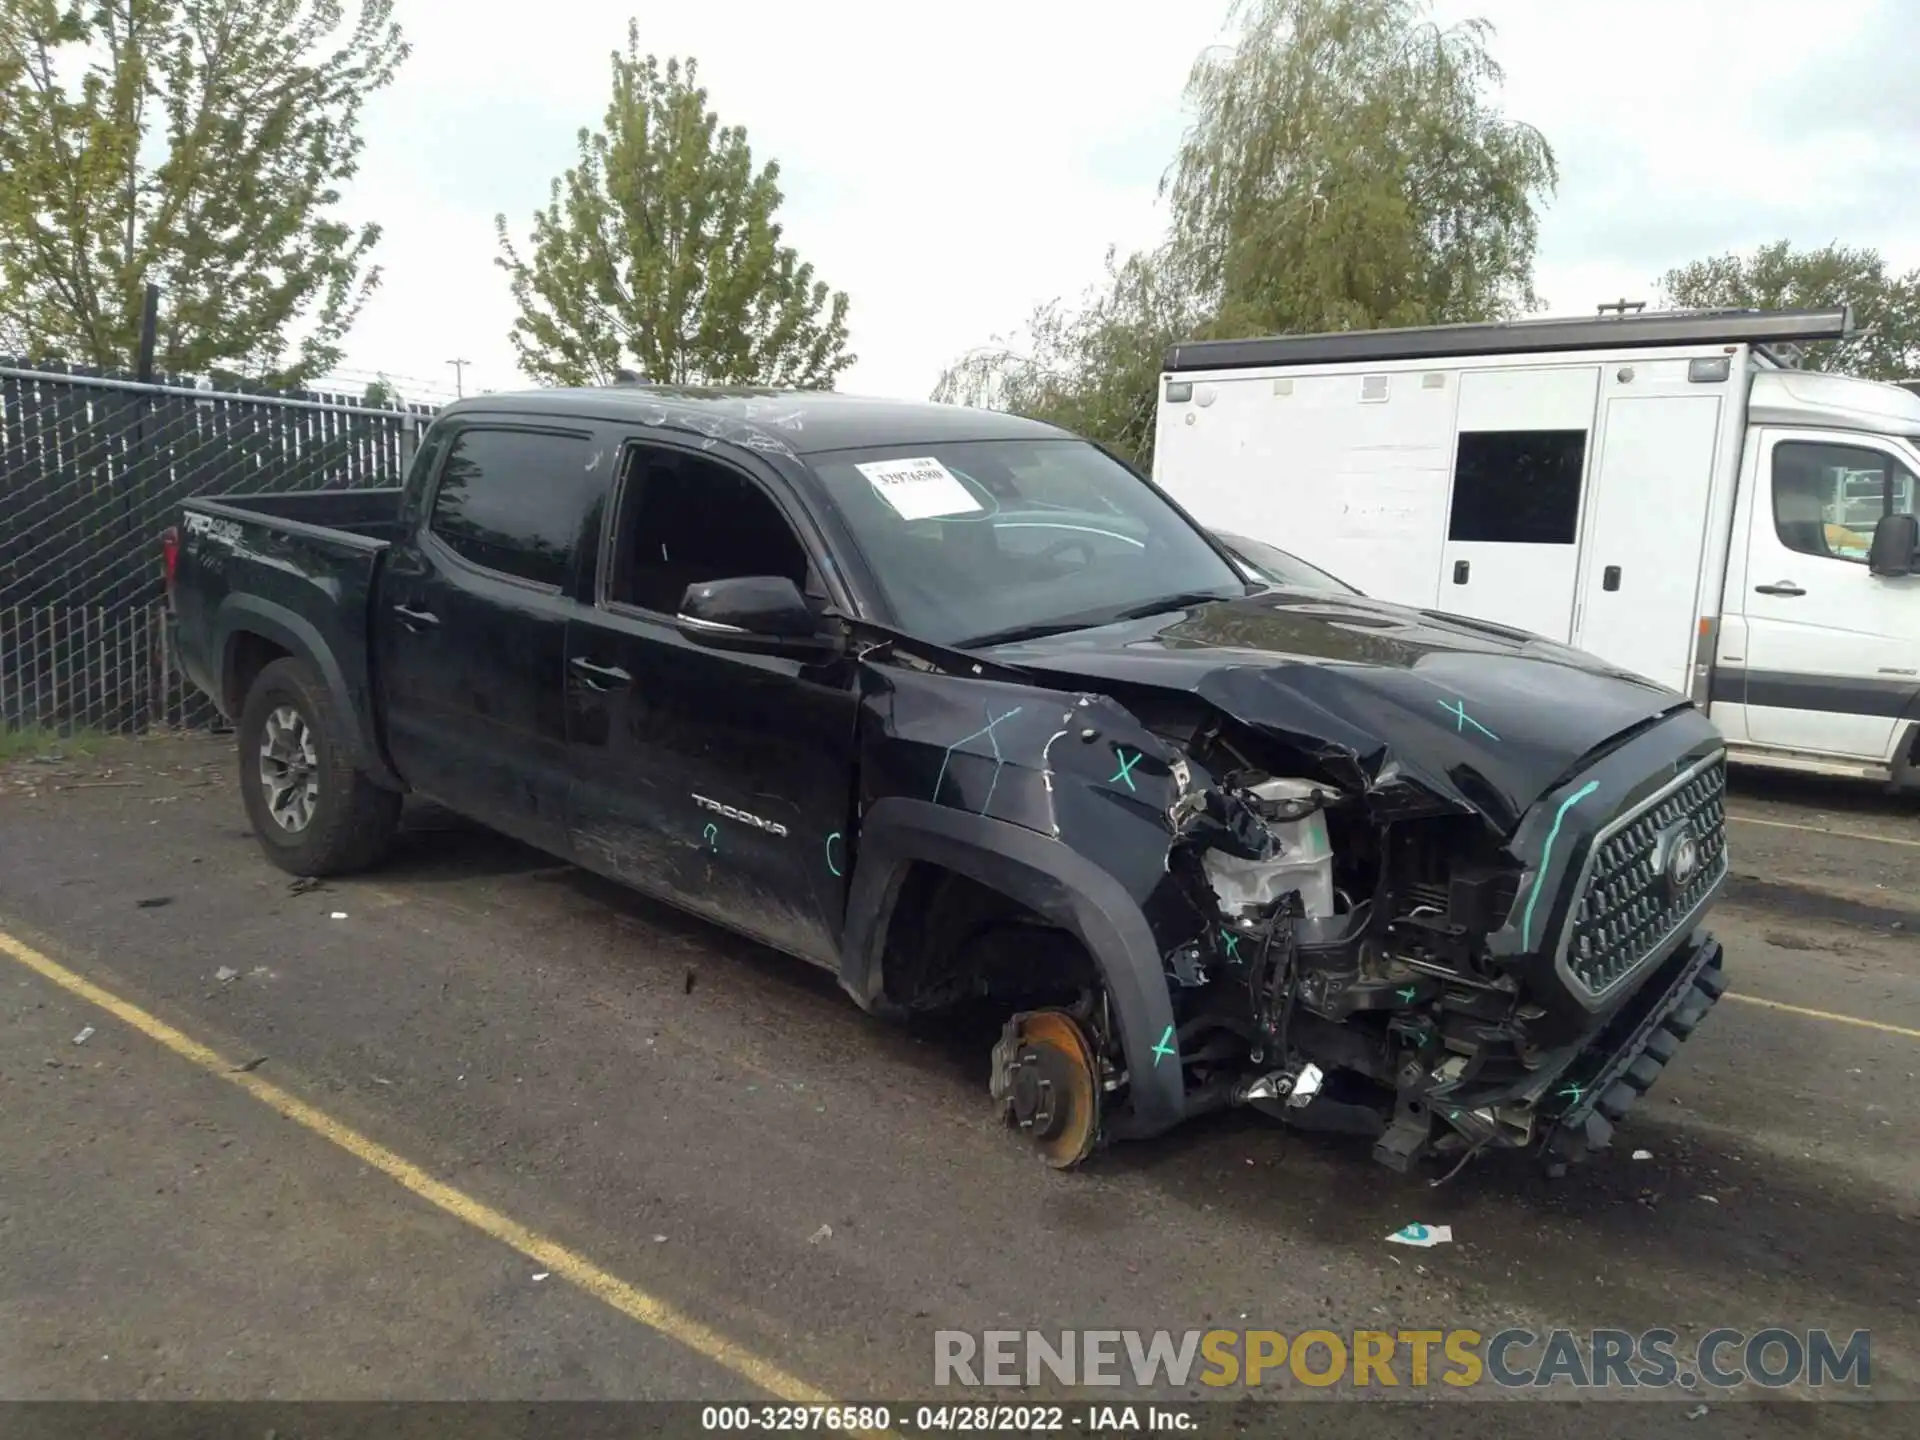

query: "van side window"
left=428, top=427, right=597, bottom=587
left=1772, top=441, right=1918, bottom=563
left=607, top=446, right=813, bottom=614
left=1448, top=430, right=1586, bottom=545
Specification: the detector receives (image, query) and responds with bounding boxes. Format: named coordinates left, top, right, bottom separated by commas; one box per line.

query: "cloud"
left=333, top=0, right=1920, bottom=401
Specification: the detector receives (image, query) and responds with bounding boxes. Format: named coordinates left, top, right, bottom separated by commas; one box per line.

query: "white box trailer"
left=1152, top=307, right=1920, bottom=792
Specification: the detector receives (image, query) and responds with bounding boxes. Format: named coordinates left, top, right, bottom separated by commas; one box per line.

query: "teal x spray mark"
left=1152, top=1025, right=1177, bottom=1066
left=1397, top=986, right=1418, bottom=1003
left=932, top=705, right=1025, bottom=815
left=1110, top=748, right=1142, bottom=792
left=1219, top=928, right=1240, bottom=960
left=1438, top=698, right=1499, bottom=741
left=1558, top=1082, right=1585, bottom=1103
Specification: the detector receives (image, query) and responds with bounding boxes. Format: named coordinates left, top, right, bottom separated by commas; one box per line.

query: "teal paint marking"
left=931, top=705, right=1025, bottom=813
left=824, top=832, right=843, bottom=877
left=1558, top=1082, right=1584, bottom=1103
left=1438, top=698, right=1499, bottom=740
left=1151, top=1025, right=1177, bottom=1066
left=702, top=823, right=719, bottom=851
left=1397, top=986, right=1418, bottom=1003
left=1219, top=927, right=1240, bottom=960
left=1520, top=780, right=1599, bottom=947
left=1109, top=748, right=1142, bottom=792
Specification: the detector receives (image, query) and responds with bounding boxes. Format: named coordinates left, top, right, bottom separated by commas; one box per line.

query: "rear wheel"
left=237, top=657, right=400, bottom=876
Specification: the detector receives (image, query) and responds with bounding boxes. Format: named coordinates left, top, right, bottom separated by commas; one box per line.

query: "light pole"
left=446, top=358, right=470, bottom=398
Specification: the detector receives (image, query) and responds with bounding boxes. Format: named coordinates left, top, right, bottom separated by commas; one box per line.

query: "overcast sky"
left=333, top=0, right=1920, bottom=403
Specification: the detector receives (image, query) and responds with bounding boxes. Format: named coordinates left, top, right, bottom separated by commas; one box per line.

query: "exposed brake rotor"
left=990, top=1009, right=1101, bottom=1169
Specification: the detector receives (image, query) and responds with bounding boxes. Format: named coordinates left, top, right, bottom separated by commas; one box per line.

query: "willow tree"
left=496, top=23, right=852, bottom=389
left=1169, top=0, right=1558, bottom=337
left=0, top=0, right=407, bottom=383
left=934, top=0, right=1557, bottom=467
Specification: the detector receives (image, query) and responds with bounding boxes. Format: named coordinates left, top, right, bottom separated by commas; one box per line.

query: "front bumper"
left=1540, top=928, right=1726, bottom=1165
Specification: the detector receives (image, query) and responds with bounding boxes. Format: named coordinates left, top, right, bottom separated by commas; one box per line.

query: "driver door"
left=1736, top=430, right=1920, bottom=760
left=564, top=437, right=858, bottom=968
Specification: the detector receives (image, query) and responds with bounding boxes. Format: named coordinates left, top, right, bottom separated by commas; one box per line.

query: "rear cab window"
left=426, top=426, right=599, bottom=588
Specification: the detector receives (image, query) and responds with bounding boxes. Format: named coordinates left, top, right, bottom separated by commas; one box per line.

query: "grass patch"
left=0, top=726, right=106, bottom=763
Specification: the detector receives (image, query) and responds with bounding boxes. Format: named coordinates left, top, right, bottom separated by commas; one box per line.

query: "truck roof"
left=1162, top=306, right=1853, bottom=373
left=435, top=385, right=1069, bottom=457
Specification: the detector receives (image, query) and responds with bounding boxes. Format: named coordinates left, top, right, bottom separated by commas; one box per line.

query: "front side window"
left=428, top=427, right=596, bottom=587
left=607, top=446, right=812, bottom=614
left=806, top=439, right=1247, bottom=645
left=1772, top=440, right=1918, bottom=563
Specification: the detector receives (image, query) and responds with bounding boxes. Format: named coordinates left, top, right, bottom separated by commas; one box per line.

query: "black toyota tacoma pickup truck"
left=165, top=386, right=1729, bottom=1175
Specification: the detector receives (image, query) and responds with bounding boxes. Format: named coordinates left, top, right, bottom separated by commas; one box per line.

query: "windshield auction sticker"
left=856, top=456, right=984, bottom=521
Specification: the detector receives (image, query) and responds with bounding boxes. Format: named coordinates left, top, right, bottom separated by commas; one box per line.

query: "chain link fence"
left=1, top=361, right=440, bottom=736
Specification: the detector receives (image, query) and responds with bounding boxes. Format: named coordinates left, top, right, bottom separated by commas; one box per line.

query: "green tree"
left=1170, top=0, right=1556, bottom=337
left=935, top=0, right=1557, bottom=468
left=0, top=0, right=407, bottom=384
left=1659, top=241, right=1920, bottom=381
left=496, top=22, right=852, bottom=389
left=934, top=246, right=1200, bottom=469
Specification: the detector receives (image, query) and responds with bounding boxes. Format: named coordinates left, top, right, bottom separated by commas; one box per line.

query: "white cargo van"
left=1153, top=307, right=1920, bottom=792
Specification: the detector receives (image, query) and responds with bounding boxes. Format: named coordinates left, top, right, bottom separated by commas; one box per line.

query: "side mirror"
left=676, top=575, right=841, bottom=659
left=1868, top=512, right=1919, bottom=577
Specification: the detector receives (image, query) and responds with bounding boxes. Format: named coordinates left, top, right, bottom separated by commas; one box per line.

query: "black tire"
left=237, top=656, right=401, bottom=877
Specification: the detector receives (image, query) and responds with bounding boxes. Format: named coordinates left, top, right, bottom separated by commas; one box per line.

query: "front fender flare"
left=839, top=796, right=1184, bottom=1139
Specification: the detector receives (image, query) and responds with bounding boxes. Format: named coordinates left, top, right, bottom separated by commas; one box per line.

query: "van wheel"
left=237, top=657, right=401, bottom=877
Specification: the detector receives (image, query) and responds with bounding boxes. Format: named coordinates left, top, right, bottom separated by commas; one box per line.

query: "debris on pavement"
left=1698, top=1194, right=1720, bottom=1204
left=809, top=1224, right=833, bottom=1244
left=1385, top=1223, right=1452, bottom=1248
left=135, top=896, right=172, bottom=908
left=683, top=968, right=696, bottom=995
left=72, top=1026, right=94, bottom=1045
left=289, top=876, right=327, bottom=895
left=651, top=1234, right=668, bottom=1244
left=232, top=1056, right=268, bottom=1073
left=531, top=1272, right=550, bottom=1282
left=214, top=966, right=239, bottom=983
left=329, top=911, right=348, bottom=920
left=1686, top=1405, right=1709, bottom=1420
left=1632, top=1149, right=1653, bottom=1160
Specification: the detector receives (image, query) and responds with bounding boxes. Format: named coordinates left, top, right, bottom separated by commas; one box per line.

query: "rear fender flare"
left=840, top=797, right=1184, bottom=1138
left=214, top=595, right=399, bottom=788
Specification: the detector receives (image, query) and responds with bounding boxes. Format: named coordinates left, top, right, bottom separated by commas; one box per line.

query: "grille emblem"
left=1654, top=823, right=1700, bottom=893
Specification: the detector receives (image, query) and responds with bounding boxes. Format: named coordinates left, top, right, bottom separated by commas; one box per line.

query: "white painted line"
left=1727, top=813, right=1920, bottom=850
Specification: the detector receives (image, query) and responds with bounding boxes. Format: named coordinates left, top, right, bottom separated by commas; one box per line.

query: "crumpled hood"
left=983, top=587, right=1690, bottom=834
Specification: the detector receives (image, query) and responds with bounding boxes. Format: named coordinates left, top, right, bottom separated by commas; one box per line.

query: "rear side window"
left=1448, top=430, right=1587, bottom=545
left=428, top=427, right=596, bottom=587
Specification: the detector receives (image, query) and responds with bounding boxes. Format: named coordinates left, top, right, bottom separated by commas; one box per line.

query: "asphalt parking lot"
left=2, top=734, right=1917, bottom=1434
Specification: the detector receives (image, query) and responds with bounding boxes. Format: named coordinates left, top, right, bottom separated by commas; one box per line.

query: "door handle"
left=1452, top=560, right=1470, bottom=585
left=1602, top=565, right=1621, bottom=592
left=569, top=656, right=632, bottom=690
left=1754, top=580, right=1806, bottom=598
left=392, top=604, right=440, bottom=629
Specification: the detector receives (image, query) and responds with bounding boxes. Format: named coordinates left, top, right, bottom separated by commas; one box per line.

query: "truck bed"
left=170, top=489, right=400, bottom=741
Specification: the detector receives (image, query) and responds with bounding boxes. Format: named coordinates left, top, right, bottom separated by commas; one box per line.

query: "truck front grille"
left=1561, top=755, right=1728, bottom=999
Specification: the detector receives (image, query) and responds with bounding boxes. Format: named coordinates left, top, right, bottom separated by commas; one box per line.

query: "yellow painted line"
left=1727, top=990, right=1920, bottom=1041
left=0, top=925, right=845, bottom=1411
left=1727, top=812, right=1920, bottom=849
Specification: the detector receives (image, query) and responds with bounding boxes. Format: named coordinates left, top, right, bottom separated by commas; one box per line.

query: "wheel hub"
left=990, top=1009, right=1101, bottom=1168
left=258, top=704, right=321, bottom=833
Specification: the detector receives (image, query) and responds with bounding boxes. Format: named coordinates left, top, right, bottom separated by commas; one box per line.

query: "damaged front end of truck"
left=839, top=595, right=1731, bottom=1177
